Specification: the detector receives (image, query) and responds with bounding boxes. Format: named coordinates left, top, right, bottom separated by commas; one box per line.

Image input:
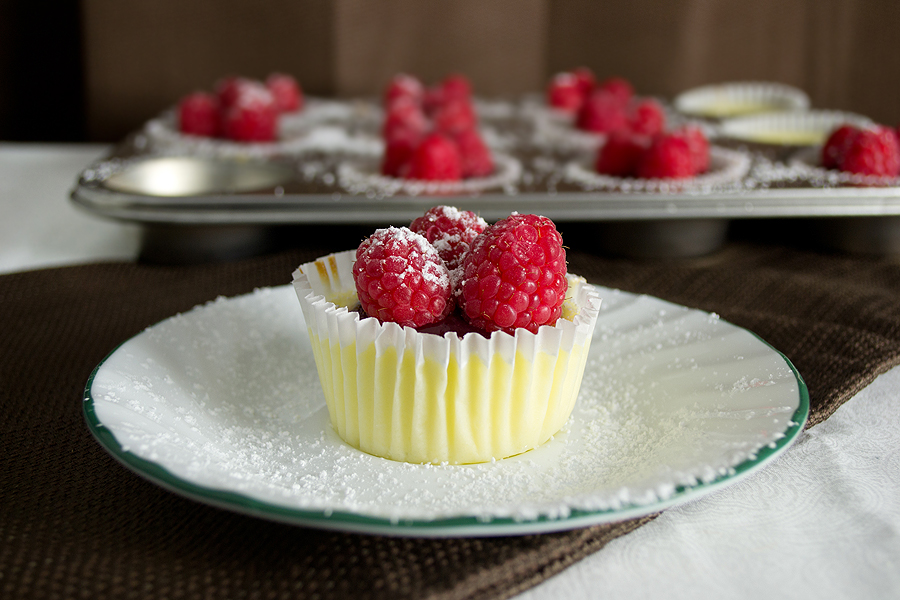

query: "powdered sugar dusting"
left=89, top=285, right=803, bottom=528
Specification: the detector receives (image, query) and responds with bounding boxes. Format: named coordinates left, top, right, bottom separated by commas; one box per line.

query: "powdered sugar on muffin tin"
left=789, top=146, right=900, bottom=188
left=86, top=284, right=805, bottom=532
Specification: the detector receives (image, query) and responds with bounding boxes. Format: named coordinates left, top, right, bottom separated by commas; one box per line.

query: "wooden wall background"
left=1, top=1, right=897, bottom=141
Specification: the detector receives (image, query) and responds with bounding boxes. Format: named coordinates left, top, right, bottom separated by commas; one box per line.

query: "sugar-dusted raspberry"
left=383, top=73, right=424, bottom=107
left=547, top=72, right=584, bottom=113
left=382, top=98, right=429, bottom=141
left=440, top=73, right=472, bottom=102
left=636, top=133, right=695, bottom=179
left=822, top=124, right=860, bottom=170
left=266, top=73, right=303, bottom=113
left=381, top=127, right=420, bottom=177
left=407, top=133, right=463, bottom=181
left=840, top=126, right=900, bottom=177
left=571, top=67, right=596, bottom=98
left=452, top=128, right=494, bottom=179
left=576, top=91, right=628, bottom=133
left=433, top=98, right=477, bottom=136
left=627, top=98, right=666, bottom=137
left=678, top=125, right=710, bottom=174
left=410, top=205, right=488, bottom=270
left=178, top=92, right=220, bottom=137
left=215, top=76, right=254, bottom=109
left=221, top=84, right=278, bottom=142
left=596, top=76, right=634, bottom=105
left=423, top=74, right=472, bottom=116
left=457, top=213, right=568, bottom=335
left=353, top=227, right=452, bottom=328
left=595, top=131, right=650, bottom=177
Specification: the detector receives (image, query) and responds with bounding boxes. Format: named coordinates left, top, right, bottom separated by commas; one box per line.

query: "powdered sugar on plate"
left=86, top=284, right=805, bottom=534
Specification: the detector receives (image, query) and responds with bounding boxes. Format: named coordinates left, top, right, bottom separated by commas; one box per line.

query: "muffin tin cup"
left=292, top=250, right=602, bottom=465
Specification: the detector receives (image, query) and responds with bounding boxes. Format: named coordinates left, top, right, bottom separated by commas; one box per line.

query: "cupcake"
left=673, top=81, right=809, bottom=119
left=292, top=207, right=601, bottom=464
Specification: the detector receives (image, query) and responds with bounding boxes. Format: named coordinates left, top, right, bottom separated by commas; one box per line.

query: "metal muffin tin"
left=71, top=96, right=900, bottom=261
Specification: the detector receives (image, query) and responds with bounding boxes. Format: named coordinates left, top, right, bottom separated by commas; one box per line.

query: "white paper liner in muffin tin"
left=788, top=146, right=900, bottom=187
left=279, top=98, right=381, bottom=136
left=292, top=250, right=602, bottom=465
left=337, top=151, right=522, bottom=197
left=673, top=81, right=810, bottom=118
left=530, top=97, right=716, bottom=152
left=144, top=99, right=380, bottom=158
left=563, top=145, right=752, bottom=193
left=719, top=110, right=874, bottom=146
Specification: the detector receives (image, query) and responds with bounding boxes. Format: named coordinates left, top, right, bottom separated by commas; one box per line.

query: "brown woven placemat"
left=3, top=241, right=900, bottom=599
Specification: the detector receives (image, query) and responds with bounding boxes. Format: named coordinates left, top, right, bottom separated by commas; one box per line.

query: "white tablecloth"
left=2, top=142, right=897, bottom=599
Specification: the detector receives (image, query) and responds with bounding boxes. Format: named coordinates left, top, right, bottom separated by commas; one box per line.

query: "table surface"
left=1, top=142, right=898, bottom=599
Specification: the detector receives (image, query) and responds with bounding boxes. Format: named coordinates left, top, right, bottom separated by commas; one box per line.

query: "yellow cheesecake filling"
left=294, top=250, right=601, bottom=465
left=732, top=129, right=826, bottom=146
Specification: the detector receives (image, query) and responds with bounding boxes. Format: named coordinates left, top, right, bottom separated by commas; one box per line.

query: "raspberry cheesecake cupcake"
left=292, top=206, right=601, bottom=464
left=338, top=73, right=522, bottom=196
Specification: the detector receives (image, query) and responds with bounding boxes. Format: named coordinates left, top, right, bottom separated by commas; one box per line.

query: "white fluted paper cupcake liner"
left=292, top=250, right=602, bottom=465
left=674, top=81, right=810, bottom=119
left=336, top=152, right=522, bottom=197
left=789, top=146, right=900, bottom=187
left=719, top=110, right=873, bottom=146
left=563, top=145, right=751, bottom=193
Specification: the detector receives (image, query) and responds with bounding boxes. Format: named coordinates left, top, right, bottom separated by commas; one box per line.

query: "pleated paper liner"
left=293, top=250, right=602, bottom=464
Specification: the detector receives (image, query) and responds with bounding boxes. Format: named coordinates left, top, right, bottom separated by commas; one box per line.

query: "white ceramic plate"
left=84, top=285, right=808, bottom=537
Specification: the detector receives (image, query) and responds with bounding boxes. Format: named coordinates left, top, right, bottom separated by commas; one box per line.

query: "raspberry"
left=422, top=86, right=446, bottom=116
left=423, top=74, right=472, bottom=116
left=678, top=126, right=710, bottom=174
left=571, top=67, right=596, bottom=98
left=266, top=73, right=303, bottom=113
left=457, top=213, right=568, bottom=335
left=597, top=77, right=634, bottom=105
left=452, top=128, right=494, bottom=179
left=627, top=98, right=666, bottom=136
left=215, top=76, right=254, bottom=109
left=382, top=98, right=429, bottom=141
left=407, top=133, right=463, bottom=181
left=595, top=131, right=650, bottom=177
left=384, top=73, right=424, bottom=107
left=221, top=84, right=278, bottom=142
left=409, top=205, right=487, bottom=270
left=576, top=91, right=628, bottom=133
left=839, top=126, right=900, bottom=177
left=822, top=124, right=860, bottom=170
left=547, top=72, right=584, bottom=113
left=433, top=98, right=477, bottom=136
left=178, top=92, right=220, bottom=137
left=352, top=227, right=452, bottom=328
left=440, top=73, right=472, bottom=102
left=381, top=128, right=420, bottom=177
left=636, top=133, right=695, bottom=179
